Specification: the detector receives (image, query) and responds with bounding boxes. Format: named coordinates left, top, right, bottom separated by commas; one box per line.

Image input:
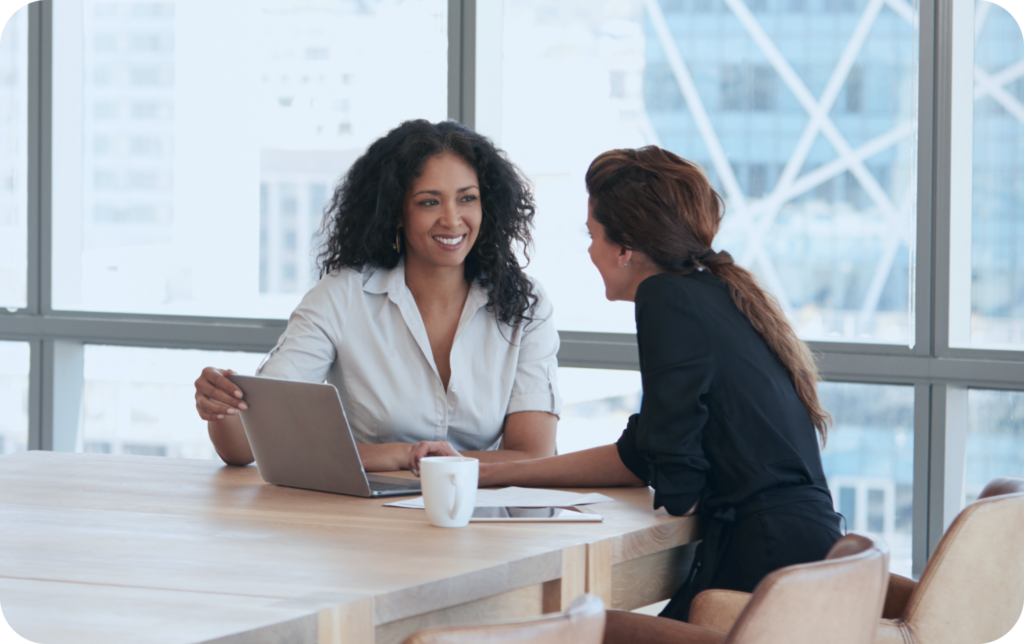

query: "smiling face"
left=401, top=152, right=482, bottom=270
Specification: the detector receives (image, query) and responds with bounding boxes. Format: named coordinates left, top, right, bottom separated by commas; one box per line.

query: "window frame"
left=2, top=0, right=1022, bottom=579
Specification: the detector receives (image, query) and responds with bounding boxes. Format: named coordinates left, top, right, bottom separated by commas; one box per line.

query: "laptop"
left=227, top=374, right=421, bottom=498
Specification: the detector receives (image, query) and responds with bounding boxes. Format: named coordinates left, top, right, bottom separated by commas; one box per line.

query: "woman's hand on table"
left=194, top=367, right=248, bottom=421
left=408, top=440, right=462, bottom=476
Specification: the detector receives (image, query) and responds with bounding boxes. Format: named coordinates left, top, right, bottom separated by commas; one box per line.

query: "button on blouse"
left=256, top=261, right=562, bottom=452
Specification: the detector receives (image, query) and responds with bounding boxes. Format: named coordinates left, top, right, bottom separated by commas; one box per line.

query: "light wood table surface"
left=0, top=452, right=698, bottom=644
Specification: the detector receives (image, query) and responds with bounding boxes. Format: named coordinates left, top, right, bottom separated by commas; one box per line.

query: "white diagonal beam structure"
left=721, top=0, right=900, bottom=225
left=858, top=190, right=915, bottom=329
left=645, top=0, right=749, bottom=222
left=719, top=0, right=909, bottom=332
left=645, top=0, right=924, bottom=334
left=784, top=123, right=914, bottom=202
left=975, top=65, right=1024, bottom=123
left=743, top=0, right=888, bottom=267
left=980, top=59, right=1024, bottom=92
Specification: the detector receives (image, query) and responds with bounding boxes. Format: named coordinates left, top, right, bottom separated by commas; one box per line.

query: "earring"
left=395, top=227, right=402, bottom=254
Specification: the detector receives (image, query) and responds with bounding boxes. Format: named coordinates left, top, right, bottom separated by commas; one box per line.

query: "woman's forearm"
left=460, top=448, right=549, bottom=464
left=480, top=444, right=645, bottom=488
left=358, top=442, right=413, bottom=471
left=208, top=415, right=254, bottom=466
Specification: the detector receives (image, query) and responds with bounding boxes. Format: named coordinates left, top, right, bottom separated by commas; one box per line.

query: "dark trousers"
left=661, top=491, right=843, bottom=622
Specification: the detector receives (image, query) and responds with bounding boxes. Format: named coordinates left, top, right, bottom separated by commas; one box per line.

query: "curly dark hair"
left=316, top=119, right=538, bottom=327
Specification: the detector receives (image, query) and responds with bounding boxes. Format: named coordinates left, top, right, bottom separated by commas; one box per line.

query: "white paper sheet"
left=384, top=486, right=615, bottom=509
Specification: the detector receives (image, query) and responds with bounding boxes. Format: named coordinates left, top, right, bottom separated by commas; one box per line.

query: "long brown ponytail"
left=585, top=147, right=831, bottom=443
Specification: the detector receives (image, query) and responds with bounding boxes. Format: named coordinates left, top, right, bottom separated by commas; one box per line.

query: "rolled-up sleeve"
left=616, top=414, right=651, bottom=484
left=256, top=281, right=338, bottom=383
left=633, top=277, right=714, bottom=516
left=505, top=280, right=562, bottom=418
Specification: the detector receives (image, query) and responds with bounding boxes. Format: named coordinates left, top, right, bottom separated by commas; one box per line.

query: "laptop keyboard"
left=370, top=480, right=420, bottom=492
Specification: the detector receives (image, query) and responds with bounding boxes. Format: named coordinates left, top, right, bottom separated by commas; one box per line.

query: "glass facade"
left=0, top=341, right=29, bottom=455
left=51, top=0, right=447, bottom=319
left=970, top=1, right=1024, bottom=347
left=966, top=389, right=1024, bottom=505
left=0, top=7, right=27, bottom=310
left=497, top=0, right=916, bottom=342
left=81, top=345, right=264, bottom=459
left=818, top=382, right=914, bottom=576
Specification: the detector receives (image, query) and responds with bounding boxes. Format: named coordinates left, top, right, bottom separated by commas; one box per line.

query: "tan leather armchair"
left=401, top=593, right=605, bottom=644
left=690, top=476, right=1024, bottom=644
left=603, top=532, right=890, bottom=644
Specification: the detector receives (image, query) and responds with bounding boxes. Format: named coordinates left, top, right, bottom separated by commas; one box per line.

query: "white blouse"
left=256, top=261, right=562, bottom=452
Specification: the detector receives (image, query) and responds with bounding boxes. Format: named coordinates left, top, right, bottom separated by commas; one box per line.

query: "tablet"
left=469, top=506, right=603, bottom=522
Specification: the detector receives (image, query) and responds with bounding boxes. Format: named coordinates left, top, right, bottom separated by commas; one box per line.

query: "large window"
left=557, top=368, right=642, bottom=455
left=966, top=1, right=1024, bottom=348
left=492, top=0, right=916, bottom=343
left=51, top=0, right=448, bottom=318
left=0, top=341, right=29, bottom=455
left=946, top=0, right=1024, bottom=349
left=966, top=389, right=1024, bottom=504
left=81, top=346, right=264, bottom=459
left=0, top=6, right=27, bottom=310
left=4, top=0, right=1024, bottom=585
left=818, top=382, right=914, bottom=576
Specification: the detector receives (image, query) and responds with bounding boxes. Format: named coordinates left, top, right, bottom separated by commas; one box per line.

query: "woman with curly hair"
left=413, top=146, right=842, bottom=637
left=194, top=120, right=560, bottom=471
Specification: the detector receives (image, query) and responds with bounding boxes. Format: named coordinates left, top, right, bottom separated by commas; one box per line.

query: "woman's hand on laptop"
left=357, top=443, right=416, bottom=472
left=408, top=441, right=462, bottom=477
left=194, top=367, right=248, bottom=420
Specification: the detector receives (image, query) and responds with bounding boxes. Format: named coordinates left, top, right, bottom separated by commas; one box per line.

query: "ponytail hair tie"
left=668, top=249, right=734, bottom=273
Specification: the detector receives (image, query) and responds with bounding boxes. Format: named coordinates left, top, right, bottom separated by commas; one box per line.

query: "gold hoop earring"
left=395, top=227, right=402, bottom=254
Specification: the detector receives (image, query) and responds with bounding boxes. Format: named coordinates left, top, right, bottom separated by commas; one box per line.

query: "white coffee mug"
left=420, top=456, right=479, bottom=528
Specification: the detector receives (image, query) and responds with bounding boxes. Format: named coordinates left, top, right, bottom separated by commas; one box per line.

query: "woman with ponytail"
left=411, top=146, right=842, bottom=638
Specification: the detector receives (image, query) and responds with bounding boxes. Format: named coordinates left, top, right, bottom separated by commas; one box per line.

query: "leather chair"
left=689, top=476, right=1024, bottom=644
left=603, top=532, right=890, bottom=644
left=400, top=593, right=605, bottom=644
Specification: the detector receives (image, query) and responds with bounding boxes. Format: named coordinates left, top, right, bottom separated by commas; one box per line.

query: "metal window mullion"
left=930, top=0, right=956, bottom=359
left=447, top=0, right=476, bottom=127
left=912, top=382, right=930, bottom=578
left=27, top=338, right=42, bottom=450
left=25, top=1, right=52, bottom=451
left=926, top=383, right=968, bottom=557
left=25, top=0, right=41, bottom=317
left=913, top=0, right=935, bottom=357
left=39, top=0, right=52, bottom=316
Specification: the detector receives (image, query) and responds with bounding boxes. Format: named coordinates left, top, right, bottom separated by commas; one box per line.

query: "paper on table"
left=384, top=486, right=615, bottom=509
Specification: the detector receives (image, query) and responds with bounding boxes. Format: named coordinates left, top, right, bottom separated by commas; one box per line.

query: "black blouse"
left=616, top=271, right=831, bottom=517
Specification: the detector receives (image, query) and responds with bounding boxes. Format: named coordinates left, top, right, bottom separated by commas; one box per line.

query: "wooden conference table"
left=0, top=452, right=698, bottom=644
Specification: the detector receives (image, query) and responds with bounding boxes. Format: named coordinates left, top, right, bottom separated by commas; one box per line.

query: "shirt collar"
left=362, top=259, right=490, bottom=315
left=361, top=260, right=406, bottom=297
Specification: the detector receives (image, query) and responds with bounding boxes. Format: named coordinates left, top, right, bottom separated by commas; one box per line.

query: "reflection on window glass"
left=971, top=2, right=1024, bottom=347
left=0, top=341, right=29, bottom=455
left=556, top=368, right=642, bottom=455
left=52, top=0, right=447, bottom=318
left=82, top=345, right=264, bottom=459
left=818, top=382, right=914, bottom=576
left=0, top=7, right=27, bottom=309
left=966, top=389, right=1024, bottom=504
left=498, top=0, right=915, bottom=342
